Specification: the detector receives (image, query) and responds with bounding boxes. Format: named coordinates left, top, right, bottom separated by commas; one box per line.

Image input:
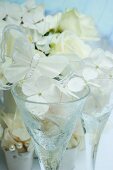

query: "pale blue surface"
left=7, top=0, right=113, bottom=42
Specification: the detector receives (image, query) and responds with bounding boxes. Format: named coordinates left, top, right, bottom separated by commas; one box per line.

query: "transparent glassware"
left=12, top=80, right=89, bottom=170
left=81, top=80, right=113, bottom=170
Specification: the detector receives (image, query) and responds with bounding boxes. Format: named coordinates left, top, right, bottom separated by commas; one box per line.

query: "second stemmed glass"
left=81, top=78, right=113, bottom=170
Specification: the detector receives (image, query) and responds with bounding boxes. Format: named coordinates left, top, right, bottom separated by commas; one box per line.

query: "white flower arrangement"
left=0, top=0, right=113, bottom=150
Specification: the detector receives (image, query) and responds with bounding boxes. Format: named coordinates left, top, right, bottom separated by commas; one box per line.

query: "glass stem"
left=35, top=146, right=61, bottom=170
left=85, top=133, right=98, bottom=170
left=40, top=162, right=59, bottom=170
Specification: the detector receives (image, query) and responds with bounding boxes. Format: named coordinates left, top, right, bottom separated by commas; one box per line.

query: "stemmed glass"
left=81, top=78, right=113, bottom=170
left=12, top=80, right=89, bottom=170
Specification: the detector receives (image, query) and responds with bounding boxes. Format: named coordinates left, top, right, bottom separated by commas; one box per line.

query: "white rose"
left=50, top=31, right=92, bottom=58
left=58, top=9, right=99, bottom=40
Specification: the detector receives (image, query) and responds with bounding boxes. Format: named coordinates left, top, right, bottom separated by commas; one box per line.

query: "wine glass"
left=12, top=79, right=89, bottom=170
left=81, top=78, right=113, bottom=170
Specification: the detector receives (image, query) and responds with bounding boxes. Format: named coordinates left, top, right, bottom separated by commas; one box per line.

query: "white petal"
left=22, top=79, right=39, bottom=96
left=26, top=95, right=49, bottom=116
left=105, top=51, right=113, bottom=59
left=29, top=30, right=41, bottom=43
left=57, top=84, right=79, bottom=99
left=31, top=5, right=44, bottom=23
left=99, top=58, right=113, bottom=69
left=13, top=36, right=34, bottom=61
left=42, top=82, right=77, bottom=102
left=3, top=63, right=29, bottom=83
left=90, top=48, right=104, bottom=59
left=34, top=13, right=61, bottom=35
left=43, top=84, right=62, bottom=103
left=0, top=2, right=9, bottom=19
left=58, top=9, right=99, bottom=40
left=24, top=0, right=37, bottom=10
left=22, top=76, right=52, bottom=96
left=0, top=20, right=8, bottom=41
left=23, top=5, right=44, bottom=25
left=68, top=77, right=85, bottom=92
left=52, top=31, right=92, bottom=58
left=4, top=2, right=23, bottom=20
left=83, top=67, right=98, bottom=81
left=4, top=66, right=28, bottom=83
left=45, top=13, right=62, bottom=30
left=90, top=48, right=113, bottom=69
left=5, top=16, right=19, bottom=25
left=4, top=28, right=32, bottom=59
left=36, top=76, right=53, bottom=91
left=39, top=55, right=69, bottom=78
left=0, top=9, right=6, bottom=20
left=84, top=89, right=111, bottom=115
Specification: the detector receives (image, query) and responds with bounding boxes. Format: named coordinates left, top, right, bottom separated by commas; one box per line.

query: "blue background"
left=5, top=0, right=113, bottom=43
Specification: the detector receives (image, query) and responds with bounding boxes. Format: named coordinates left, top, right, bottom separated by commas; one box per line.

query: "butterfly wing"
left=38, top=55, right=69, bottom=78
left=2, top=27, right=34, bottom=83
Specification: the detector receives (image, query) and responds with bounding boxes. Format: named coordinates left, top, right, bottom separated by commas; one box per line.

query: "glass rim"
left=11, top=80, right=90, bottom=105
